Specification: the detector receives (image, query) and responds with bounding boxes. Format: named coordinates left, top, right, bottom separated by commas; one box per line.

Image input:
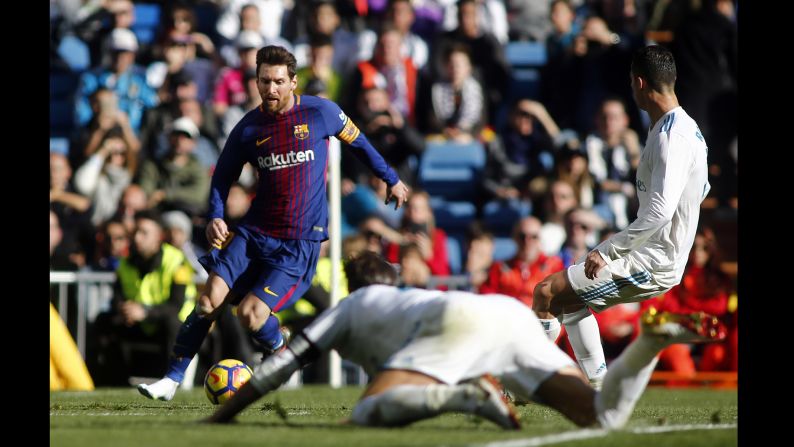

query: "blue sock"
left=251, top=314, right=283, bottom=351
left=166, top=310, right=212, bottom=383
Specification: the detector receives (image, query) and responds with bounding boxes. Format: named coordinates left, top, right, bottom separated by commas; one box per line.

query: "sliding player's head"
left=630, top=45, right=676, bottom=110
left=344, top=250, right=399, bottom=293
left=256, top=45, right=298, bottom=114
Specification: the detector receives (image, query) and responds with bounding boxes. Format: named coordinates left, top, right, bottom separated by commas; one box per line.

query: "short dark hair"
left=256, top=45, right=298, bottom=79
left=133, top=209, right=164, bottom=230
left=344, top=251, right=398, bottom=293
left=631, top=45, right=676, bottom=92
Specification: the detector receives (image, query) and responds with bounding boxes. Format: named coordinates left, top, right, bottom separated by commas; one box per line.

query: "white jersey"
left=594, top=107, right=709, bottom=289
left=301, top=285, right=574, bottom=389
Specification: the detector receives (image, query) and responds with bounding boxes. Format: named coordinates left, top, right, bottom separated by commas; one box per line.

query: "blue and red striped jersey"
left=208, top=94, right=400, bottom=241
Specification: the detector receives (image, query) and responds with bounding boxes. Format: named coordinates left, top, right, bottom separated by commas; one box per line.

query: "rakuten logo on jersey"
left=257, top=150, right=315, bottom=170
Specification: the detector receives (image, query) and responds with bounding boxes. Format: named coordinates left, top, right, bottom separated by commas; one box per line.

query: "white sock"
left=350, top=384, right=482, bottom=427
left=539, top=317, right=562, bottom=342
left=563, top=308, right=607, bottom=387
left=595, top=333, right=666, bottom=429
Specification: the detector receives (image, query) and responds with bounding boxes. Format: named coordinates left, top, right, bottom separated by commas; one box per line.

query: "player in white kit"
left=204, top=251, right=725, bottom=430
left=532, top=45, right=713, bottom=389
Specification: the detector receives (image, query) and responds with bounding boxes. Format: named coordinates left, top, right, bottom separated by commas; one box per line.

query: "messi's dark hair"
left=256, top=45, right=298, bottom=79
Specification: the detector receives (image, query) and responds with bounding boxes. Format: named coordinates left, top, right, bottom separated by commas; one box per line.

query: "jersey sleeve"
left=318, top=98, right=400, bottom=187
left=301, top=296, right=353, bottom=351
left=596, top=131, right=694, bottom=260
left=207, top=119, right=247, bottom=220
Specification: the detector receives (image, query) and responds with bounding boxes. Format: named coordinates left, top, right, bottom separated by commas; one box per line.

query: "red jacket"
left=479, top=253, right=564, bottom=308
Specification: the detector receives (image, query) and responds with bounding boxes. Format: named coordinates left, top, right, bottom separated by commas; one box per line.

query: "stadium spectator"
left=151, top=98, right=221, bottom=170
left=585, top=97, right=641, bottom=229
left=358, top=0, right=430, bottom=70
left=295, top=34, right=342, bottom=102
left=431, top=0, right=509, bottom=123
left=384, top=190, right=450, bottom=277
left=480, top=99, right=559, bottom=206
left=76, top=88, right=141, bottom=169
left=147, top=34, right=217, bottom=105
left=90, top=218, right=129, bottom=272
left=537, top=180, right=580, bottom=257
left=162, top=210, right=208, bottom=284
left=77, top=28, right=158, bottom=133
left=216, top=0, right=286, bottom=49
left=464, top=222, right=495, bottom=289
left=343, top=173, right=406, bottom=234
left=219, top=2, right=294, bottom=68
left=203, top=251, right=726, bottom=431
left=114, top=184, right=148, bottom=235
left=479, top=216, right=564, bottom=307
left=558, top=207, right=605, bottom=269
left=136, top=117, right=210, bottom=217
left=89, top=210, right=196, bottom=386
left=442, top=0, right=509, bottom=45
left=74, top=128, right=137, bottom=226
left=345, top=28, right=419, bottom=126
left=426, top=44, right=485, bottom=142
left=213, top=31, right=264, bottom=119
left=293, top=1, right=360, bottom=76
left=399, top=243, right=432, bottom=288
left=50, top=152, right=92, bottom=268
left=505, top=0, right=552, bottom=42
left=220, top=68, right=262, bottom=149
left=546, top=0, right=581, bottom=59
left=50, top=209, right=82, bottom=272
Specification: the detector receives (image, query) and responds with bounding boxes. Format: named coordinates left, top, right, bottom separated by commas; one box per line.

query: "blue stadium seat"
left=419, top=141, right=486, bottom=201
left=50, top=137, right=70, bottom=156
left=505, top=41, right=547, bottom=101
left=57, top=35, right=90, bottom=72
left=482, top=199, right=532, bottom=236
left=132, top=3, right=161, bottom=45
left=50, top=71, right=81, bottom=99
left=430, top=198, right=477, bottom=233
left=50, top=98, right=75, bottom=135
left=445, top=235, right=462, bottom=275
left=492, top=237, right=517, bottom=262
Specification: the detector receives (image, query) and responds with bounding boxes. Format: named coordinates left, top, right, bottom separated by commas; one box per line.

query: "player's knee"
left=197, top=294, right=219, bottom=317
left=238, top=306, right=268, bottom=332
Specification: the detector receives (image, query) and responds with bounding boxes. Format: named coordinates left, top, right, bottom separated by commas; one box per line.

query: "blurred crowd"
left=50, top=0, right=737, bottom=385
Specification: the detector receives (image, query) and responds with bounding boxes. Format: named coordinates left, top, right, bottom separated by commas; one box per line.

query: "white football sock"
left=539, top=317, right=562, bottom=342
left=595, top=333, right=666, bottom=429
left=563, top=307, right=607, bottom=388
left=350, top=384, right=484, bottom=427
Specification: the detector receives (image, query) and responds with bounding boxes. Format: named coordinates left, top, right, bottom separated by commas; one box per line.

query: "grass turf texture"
left=51, top=386, right=737, bottom=446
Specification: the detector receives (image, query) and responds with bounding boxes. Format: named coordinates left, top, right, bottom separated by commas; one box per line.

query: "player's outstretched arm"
left=203, top=380, right=263, bottom=423
left=385, top=180, right=410, bottom=210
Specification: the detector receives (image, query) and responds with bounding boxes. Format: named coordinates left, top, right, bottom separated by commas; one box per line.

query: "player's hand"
left=584, top=250, right=607, bottom=280
left=385, top=180, right=410, bottom=210
left=206, top=218, right=229, bottom=249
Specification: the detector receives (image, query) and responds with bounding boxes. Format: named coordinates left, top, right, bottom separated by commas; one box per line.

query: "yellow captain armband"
left=173, top=265, right=193, bottom=285
left=337, top=116, right=361, bottom=144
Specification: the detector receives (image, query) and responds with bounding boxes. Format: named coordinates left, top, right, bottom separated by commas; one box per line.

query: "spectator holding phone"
left=384, top=190, right=450, bottom=276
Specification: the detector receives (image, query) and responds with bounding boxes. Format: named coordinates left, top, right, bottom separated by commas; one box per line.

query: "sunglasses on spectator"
left=570, top=222, right=591, bottom=231
left=518, top=232, right=540, bottom=240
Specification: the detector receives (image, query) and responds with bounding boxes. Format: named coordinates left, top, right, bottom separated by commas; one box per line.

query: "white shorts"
left=567, top=257, right=668, bottom=313
left=382, top=293, right=576, bottom=400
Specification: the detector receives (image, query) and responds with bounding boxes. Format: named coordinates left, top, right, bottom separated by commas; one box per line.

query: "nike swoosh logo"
left=256, top=136, right=272, bottom=146
left=262, top=286, right=279, bottom=297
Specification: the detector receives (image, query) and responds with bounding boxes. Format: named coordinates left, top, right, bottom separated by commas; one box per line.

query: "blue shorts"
left=198, top=225, right=321, bottom=312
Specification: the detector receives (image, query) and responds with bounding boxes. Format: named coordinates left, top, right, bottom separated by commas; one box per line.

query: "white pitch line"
left=468, top=423, right=737, bottom=447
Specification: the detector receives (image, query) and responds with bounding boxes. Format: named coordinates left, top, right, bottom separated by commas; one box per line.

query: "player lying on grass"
left=204, top=251, right=725, bottom=429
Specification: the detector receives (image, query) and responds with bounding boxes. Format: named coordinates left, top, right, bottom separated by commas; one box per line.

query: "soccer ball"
left=204, top=359, right=253, bottom=405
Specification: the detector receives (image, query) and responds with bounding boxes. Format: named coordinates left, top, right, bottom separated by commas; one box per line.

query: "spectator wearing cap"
left=162, top=210, right=208, bottom=284
left=136, top=117, right=210, bottom=217
left=150, top=96, right=221, bottom=170
left=213, top=30, right=265, bottom=119
left=77, top=28, right=159, bottom=133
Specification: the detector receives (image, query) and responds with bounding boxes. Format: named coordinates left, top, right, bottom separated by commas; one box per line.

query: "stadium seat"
left=505, top=41, right=547, bottom=100
left=482, top=199, right=532, bottom=236
left=492, top=237, right=517, bottom=262
left=430, top=197, right=477, bottom=232
left=418, top=141, right=486, bottom=201
left=132, top=3, right=161, bottom=45
left=57, top=35, right=90, bottom=72
left=445, top=235, right=462, bottom=275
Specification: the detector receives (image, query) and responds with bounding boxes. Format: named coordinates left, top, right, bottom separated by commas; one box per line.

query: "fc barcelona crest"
left=294, top=124, right=309, bottom=140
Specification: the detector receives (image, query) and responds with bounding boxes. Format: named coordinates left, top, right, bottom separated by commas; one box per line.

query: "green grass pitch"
left=50, top=386, right=737, bottom=446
